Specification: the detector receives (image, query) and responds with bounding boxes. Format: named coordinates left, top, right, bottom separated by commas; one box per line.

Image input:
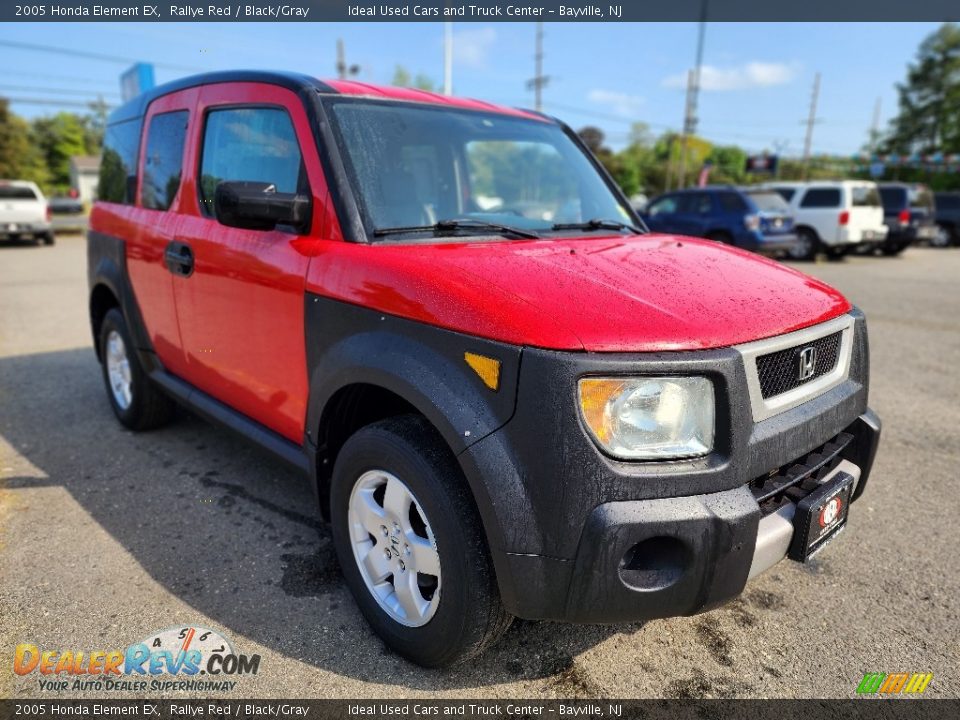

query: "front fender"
left=303, top=295, right=539, bottom=583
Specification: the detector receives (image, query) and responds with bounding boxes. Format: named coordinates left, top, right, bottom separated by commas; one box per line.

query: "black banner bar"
left=1, top=699, right=958, bottom=720
left=4, top=0, right=960, bottom=22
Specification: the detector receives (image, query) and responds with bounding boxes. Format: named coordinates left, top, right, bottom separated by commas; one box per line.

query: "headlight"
left=578, top=377, right=714, bottom=460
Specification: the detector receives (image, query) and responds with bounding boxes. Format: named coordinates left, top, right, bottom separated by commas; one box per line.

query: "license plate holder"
left=787, top=472, right=854, bottom=562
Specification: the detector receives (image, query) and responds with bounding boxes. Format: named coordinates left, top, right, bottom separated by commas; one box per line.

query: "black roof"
left=108, top=70, right=334, bottom=125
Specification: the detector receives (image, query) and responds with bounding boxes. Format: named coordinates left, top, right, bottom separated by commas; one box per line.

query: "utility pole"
left=526, top=22, right=549, bottom=111
left=335, top=38, right=360, bottom=80
left=869, top=96, right=882, bottom=153
left=801, top=72, right=821, bottom=180
left=675, top=1, right=708, bottom=189
left=772, top=139, right=789, bottom=179
left=676, top=70, right=696, bottom=189
left=443, top=22, right=453, bottom=95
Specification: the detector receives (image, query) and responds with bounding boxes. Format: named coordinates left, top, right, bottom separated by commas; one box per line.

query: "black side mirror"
left=213, top=181, right=311, bottom=232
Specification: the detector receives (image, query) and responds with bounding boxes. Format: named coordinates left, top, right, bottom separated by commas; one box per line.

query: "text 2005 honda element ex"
left=88, top=72, right=881, bottom=667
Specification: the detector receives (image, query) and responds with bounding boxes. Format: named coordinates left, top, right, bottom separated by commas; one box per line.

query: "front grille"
left=749, top=432, right=853, bottom=516
left=756, top=331, right=842, bottom=399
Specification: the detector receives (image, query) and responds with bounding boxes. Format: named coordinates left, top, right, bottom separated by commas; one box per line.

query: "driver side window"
left=198, top=106, right=303, bottom=217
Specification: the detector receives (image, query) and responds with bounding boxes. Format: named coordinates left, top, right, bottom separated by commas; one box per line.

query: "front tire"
left=330, top=415, right=512, bottom=667
left=99, top=307, right=175, bottom=430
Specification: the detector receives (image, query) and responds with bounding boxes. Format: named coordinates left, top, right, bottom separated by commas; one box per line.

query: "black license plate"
left=787, top=472, right=854, bottom=562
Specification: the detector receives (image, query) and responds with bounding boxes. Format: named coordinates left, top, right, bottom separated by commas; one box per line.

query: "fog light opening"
left=618, top=536, right=691, bottom=591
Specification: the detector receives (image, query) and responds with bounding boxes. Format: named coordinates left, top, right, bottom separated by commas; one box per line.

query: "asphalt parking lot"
left=1, top=234, right=958, bottom=700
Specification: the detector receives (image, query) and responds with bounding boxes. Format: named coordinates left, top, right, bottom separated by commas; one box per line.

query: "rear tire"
left=788, top=228, right=819, bottom=261
left=825, top=246, right=848, bottom=261
left=99, top=307, right=175, bottom=431
left=330, top=415, right=512, bottom=667
left=41, top=232, right=55, bottom=246
left=931, top=225, right=953, bottom=248
left=881, top=243, right=908, bottom=257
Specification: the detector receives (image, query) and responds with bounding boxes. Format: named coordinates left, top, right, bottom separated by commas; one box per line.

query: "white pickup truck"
left=0, top=180, right=54, bottom=245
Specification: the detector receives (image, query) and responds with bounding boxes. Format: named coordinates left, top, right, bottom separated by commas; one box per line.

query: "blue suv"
left=641, top=186, right=799, bottom=257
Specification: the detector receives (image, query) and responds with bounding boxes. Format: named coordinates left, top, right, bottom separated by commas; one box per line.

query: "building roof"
left=70, top=156, right=101, bottom=171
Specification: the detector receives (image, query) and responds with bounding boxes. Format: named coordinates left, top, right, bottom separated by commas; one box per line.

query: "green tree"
left=0, top=99, right=49, bottom=186
left=32, top=112, right=88, bottom=190
left=882, top=22, right=960, bottom=154
left=392, top=65, right=437, bottom=92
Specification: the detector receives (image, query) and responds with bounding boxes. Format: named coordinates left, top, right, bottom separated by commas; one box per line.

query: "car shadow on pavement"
left=0, top=347, right=630, bottom=691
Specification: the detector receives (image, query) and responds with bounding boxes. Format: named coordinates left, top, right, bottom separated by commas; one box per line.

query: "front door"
left=171, top=83, right=329, bottom=443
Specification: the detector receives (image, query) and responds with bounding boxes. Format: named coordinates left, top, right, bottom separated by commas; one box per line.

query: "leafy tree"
left=392, top=65, right=437, bottom=92
left=32, top=112, right=88, bottom=190
left=0, top=99, right=49, bottom=186
left=882, top=22, right=960, bottom=154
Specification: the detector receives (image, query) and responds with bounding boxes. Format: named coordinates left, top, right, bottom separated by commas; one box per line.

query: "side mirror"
left=213, top=181, right=311, bottom=232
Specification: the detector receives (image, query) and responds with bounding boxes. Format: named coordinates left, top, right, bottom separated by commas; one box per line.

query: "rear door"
left=171, top=83, right=328, bottom=443
left=125, top=89, right=196, bottom=378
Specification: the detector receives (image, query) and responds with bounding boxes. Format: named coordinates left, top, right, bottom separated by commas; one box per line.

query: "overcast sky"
left=1, top=21, right=942, bottom=156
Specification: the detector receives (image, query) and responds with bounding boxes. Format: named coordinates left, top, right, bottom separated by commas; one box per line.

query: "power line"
left=6, top=70, right=119, bottom=88
left=1, top=96, right=116, bottom=109
left=0, top=39, right=204, bottom=72
left=0, top=84, right=119, bottom=97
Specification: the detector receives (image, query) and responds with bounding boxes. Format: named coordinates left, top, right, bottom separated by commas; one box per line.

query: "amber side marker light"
left=464, top=352, right=501, bottom=391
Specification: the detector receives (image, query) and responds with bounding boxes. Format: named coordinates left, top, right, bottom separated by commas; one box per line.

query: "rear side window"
left=800, top=188, right=841, bottom=208
left=198, top=107, right=303, bottom=216
left=99, top=119, right=142, bottom=204
left=676, top=192, right=712, bottom=214
left=718, top=192, right=747, bottom=212
left=936, top=194, right=960, bottom=210
left=141, top=111, right=188, bottom=211
left=908, top=186, right=934, bottom=209
left=0, top=185, right=38, bottom=200
left=746, top=191, right=790, bottom=213
left=852, top=186, right=881, bottom=207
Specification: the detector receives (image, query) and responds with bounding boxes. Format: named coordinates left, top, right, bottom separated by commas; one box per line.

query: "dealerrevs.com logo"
left=13, top=626, right=261, bottom=693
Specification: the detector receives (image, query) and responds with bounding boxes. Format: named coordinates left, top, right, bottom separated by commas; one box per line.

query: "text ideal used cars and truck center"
left=86, top=71, right=882, bottom=667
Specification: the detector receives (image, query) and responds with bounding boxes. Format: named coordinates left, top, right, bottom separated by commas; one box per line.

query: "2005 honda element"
left=88, top=71, right=881, bottom=667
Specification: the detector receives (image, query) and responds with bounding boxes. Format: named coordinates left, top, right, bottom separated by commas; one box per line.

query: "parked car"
left=640, top=186, right=799, bottom=257
left=0, top=180, right=53, bottom=245
left=874, top=183, right=937, bottom=255
left=764, top=181, right=887, bottom=260
left=88, top=71, right=881, bottom=667
left=933, top=191, right=960, bottom=247
left=49, top=194, right=88, bottom=234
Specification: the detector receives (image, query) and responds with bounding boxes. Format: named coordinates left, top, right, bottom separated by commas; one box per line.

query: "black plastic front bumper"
left=459, top=310, right=878, bottom=623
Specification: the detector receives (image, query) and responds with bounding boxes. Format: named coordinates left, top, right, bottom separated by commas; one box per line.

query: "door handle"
left=164, top=241, right=194, bottom=277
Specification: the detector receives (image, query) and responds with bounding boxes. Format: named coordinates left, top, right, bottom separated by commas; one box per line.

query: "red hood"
left=306, top=234, right=851, bottom=352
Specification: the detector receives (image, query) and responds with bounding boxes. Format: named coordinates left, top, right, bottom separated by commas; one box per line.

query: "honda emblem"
left=798, top=346, right=818, bottom=381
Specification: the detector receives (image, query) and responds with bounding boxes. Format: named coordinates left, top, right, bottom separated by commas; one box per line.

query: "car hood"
left=309, top=233, right=851, bottom=352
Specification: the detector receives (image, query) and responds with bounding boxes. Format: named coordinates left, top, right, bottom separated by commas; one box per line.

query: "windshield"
left=326, top=99, right=633, bottom=239
left=745, top=190, right=790, bottom=213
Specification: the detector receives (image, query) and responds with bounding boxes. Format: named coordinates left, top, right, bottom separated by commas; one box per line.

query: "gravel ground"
left=1, top=234, right=958, bottom=700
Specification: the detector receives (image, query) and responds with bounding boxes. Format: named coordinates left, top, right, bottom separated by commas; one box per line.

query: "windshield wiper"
left=374, top=218, right=540, bottom=240
left=550, top=218, right=645, bottom=234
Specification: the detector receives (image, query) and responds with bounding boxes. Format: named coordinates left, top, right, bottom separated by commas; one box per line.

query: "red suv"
left=88, top=72, right=881, bottom=667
